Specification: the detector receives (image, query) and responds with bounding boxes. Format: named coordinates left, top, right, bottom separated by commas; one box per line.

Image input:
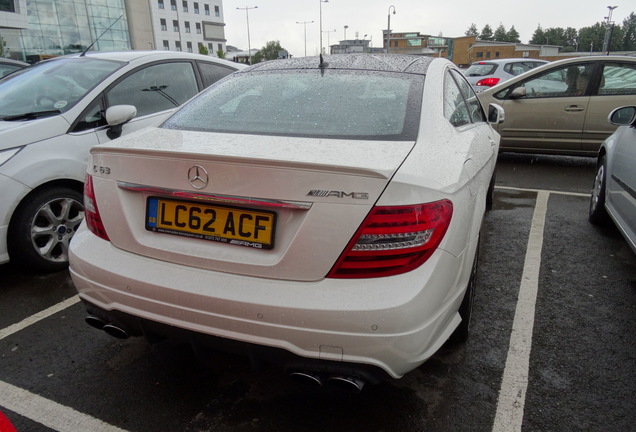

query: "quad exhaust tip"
left=289, top=371, right=364, bottom=393
left=85, top=315, right=107, bottom=330
left=85, top=315, right=129, bottom=339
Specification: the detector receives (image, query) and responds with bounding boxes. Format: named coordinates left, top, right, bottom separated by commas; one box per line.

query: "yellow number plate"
left=146, top=197, right=276, bottom=249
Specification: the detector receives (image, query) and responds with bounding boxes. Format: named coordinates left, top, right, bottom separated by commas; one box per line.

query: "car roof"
left=243, top=54, right=437, bottom=75
left=42, top=50, right=237, bottom=65
left=470, top=58, right=549, bottom=66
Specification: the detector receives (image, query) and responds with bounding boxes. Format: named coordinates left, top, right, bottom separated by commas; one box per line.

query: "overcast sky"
left=223, top=1, right=631, bottom=57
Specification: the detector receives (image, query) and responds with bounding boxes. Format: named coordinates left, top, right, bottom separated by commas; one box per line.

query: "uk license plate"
left=145, top=197, right=276, bottom=249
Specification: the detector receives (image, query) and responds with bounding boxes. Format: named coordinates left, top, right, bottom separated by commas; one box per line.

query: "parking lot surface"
left=1, top=153, right=634, bottom=431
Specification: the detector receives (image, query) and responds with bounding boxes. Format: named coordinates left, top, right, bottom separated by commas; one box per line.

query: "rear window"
left=503, top=61, right=547, bottom=76
left=162, top=69, right=423, bottom=140
left=465, top=63, right=497, bottom=77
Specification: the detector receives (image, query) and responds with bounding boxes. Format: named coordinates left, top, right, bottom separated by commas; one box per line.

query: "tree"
left=251, top=40, right=287, bottom=64
left=198, top=44, right=209, bottom=55
left=578, top=23, right=607, bottom=53
left=563, top=27, right=579, bottom=49
left=494, top=24, right=507, bottom=41
left=480, top=24, right=494, bottom=41
left=506, top=26, right=521, bottom=43
left=620, top=12, right=636, bottom=50
left=216, top=49, right=225, bottom=59
left=529, top=25, right=546, bottom=44
left=0, top=34, right=7, bottom=57
left=465, top=23, right=478, bottom=36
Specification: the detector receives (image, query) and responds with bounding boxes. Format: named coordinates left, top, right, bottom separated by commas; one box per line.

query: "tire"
left=589, top=156, right=609, bottom=225
left=448, top=239, right=479, bottom=345
left=8, top=186, right=84, bottom=273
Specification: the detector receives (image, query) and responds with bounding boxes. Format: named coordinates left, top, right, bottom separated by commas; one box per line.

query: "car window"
left=444, top=70, right=471, bottom=127
left=72, top=98, right=106, bottom=133
left=451, top=70, right=486, bottom=123
left=516, top=63, right=594, bottom=99
left=0, top=64, right=24, bottom=78
left=465, top=63, right=496, bottom=77
left=599, top=63, right=636, bottom=96
left=163, top=69, right=423, bottom=140
left=198, top=61, right=236, bottom=88
left=106, top=62, right=199, bottom=117
left=0, top=58, right=122, bottom=118
left=504, top=61, right=542, bottom=76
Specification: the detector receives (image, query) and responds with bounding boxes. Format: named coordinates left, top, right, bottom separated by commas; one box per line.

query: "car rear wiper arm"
left=1, top=110, right=61, bottom=121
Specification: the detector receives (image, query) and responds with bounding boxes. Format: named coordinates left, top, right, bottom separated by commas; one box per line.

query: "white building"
left=126, top=0, right=227, bottom=56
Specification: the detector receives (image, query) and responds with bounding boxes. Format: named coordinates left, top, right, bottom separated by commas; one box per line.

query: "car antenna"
left=319, top=53, right=329, bottom=75
left=80, top=15, right=123, bottom=57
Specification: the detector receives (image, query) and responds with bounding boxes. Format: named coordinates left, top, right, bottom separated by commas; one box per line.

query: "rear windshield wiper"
left=1, top=110, right=61, bottom=121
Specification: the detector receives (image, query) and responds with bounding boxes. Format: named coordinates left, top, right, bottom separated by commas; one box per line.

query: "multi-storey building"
left=0, top=0, right=226, bottom=62
left=126, top=0, right=226, bottom=55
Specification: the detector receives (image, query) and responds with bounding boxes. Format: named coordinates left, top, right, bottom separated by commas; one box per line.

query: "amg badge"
left=307, top=190, right=369, bottom=199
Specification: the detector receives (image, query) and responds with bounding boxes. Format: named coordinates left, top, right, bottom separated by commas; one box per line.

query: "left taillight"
left=476, top=77, right=500, bottom=87
left=327, top=200, right=453, bottom=279
left=83, top=174, right=110, bottom=241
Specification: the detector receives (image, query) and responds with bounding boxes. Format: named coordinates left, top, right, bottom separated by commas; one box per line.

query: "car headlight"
left=0, top=147, right=24, bottom=167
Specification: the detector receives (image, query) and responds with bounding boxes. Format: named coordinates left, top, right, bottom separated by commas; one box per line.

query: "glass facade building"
left=1, top=0, right=130, bottom=62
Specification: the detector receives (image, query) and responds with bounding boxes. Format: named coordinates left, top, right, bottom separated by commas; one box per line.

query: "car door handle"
left=564, top=105, right=585, bottom=112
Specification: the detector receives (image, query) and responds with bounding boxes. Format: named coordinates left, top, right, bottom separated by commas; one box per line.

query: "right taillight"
left=476, top=77, right=500, bottom=87
left=327, top=200, right=453, bottom=278
left=83, top=174, right=110, bottom=241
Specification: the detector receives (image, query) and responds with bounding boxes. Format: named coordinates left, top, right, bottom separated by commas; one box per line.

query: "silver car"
left=463, top=58, right=548, bottom=93
left=589, top=105, right=636, bottom=254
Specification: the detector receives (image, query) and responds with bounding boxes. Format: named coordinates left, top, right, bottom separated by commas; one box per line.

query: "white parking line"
left=0, top=295, right=80, bottom=341
left=0, top=295, right=127, bottom=431
left=497, top=185, right=590, bottom=198
left=492, top=190, right=550, bottom=432
left=0, top=380, right=127, bottom=432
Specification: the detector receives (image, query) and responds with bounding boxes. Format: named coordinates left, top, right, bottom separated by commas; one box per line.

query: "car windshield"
left=465, top=63, right=496, bottom=77
left=0, top=57, right=123, bottom=119
left=163, top=69, right=423, bottom=140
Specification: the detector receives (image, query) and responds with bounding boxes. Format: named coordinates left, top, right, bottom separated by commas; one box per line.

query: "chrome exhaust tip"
left=289, top=371, right=323, bottom=387
left=102, top=323, right=129, bottom=339
left=85, top=315, right=107, bottom=330
left=326, top=376, right=365, bottom=393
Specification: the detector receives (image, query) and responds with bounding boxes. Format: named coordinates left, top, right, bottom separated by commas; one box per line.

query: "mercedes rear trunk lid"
left=88, top=128, right=416, bottom=281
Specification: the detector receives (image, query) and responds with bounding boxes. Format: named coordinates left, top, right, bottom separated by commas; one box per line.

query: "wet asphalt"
left=1, top=153, right=634, bottom=431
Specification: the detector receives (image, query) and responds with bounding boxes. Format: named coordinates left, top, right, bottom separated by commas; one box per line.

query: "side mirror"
left=608, top=106, right=636, bottom=127
left=105, top=105, right=137, bottom=140
left=509, top=86, right=526, bottom=99
left=488, top=103, right=505, bottom=124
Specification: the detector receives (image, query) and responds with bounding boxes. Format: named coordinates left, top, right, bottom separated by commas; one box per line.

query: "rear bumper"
left=69, top=225, right=471, bottom=379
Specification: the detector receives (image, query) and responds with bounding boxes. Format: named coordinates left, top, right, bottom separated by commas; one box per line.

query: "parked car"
left=69, top=54, right=504, bottom=389
left=463, top=58, right=548, bottom=93
left=0, top=58, right=28, bottom=78
left=0, top=51, right=244, bottom=272
left=589, top=105, right=636, bottom=254
left=478, top=55, right=636, bottom=156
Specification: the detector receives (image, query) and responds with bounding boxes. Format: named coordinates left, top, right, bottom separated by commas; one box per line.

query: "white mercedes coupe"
left=69, top=54, right=504, bottom=390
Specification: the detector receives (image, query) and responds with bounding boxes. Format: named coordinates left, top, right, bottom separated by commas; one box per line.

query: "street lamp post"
left=602, top=5, right=618, bottom=54
left=323, top=29, right=336, bottom=54
left=319, top=0, right=329, bottom=55
left=296, top=20, right=314, bottom=57
left=344, top=25, right=348, bottom=40
left=237, top=5, right=258, bottom=64
left=386, top=5, right=396, bottom=54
